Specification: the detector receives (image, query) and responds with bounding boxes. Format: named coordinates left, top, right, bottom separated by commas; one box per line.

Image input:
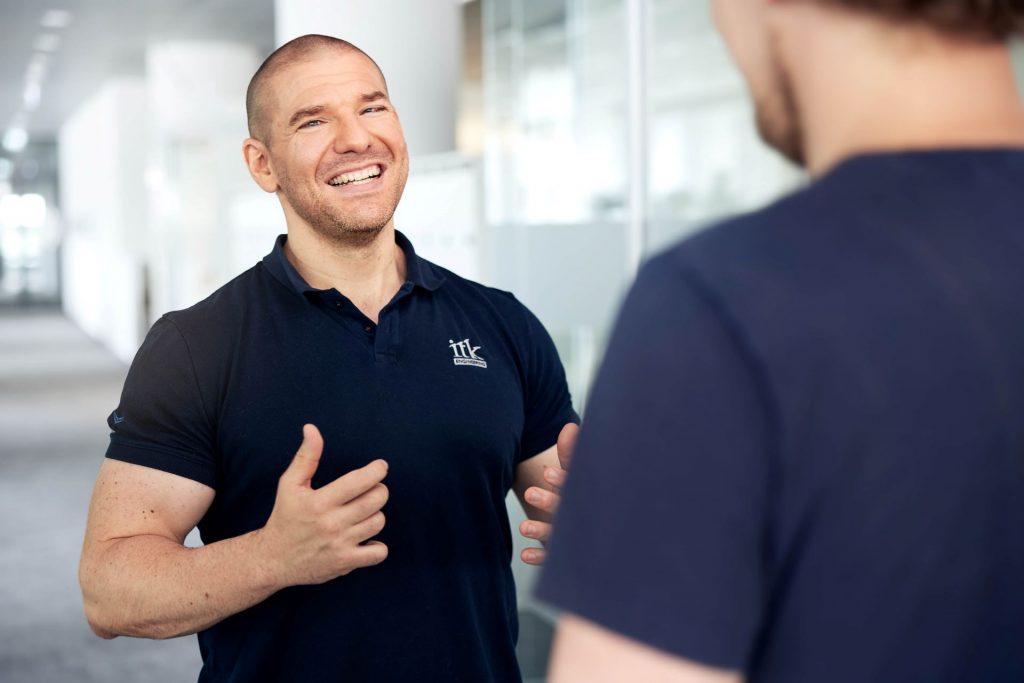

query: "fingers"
left=525, top=485, right=560, bottom=515
left=543, top=465, right=567, bottom=488
left=520, top=519, right=552, bottom=544
left=350, top=510, right=386, bottom=544
left=557, top=422, right=579, bottom=470
left=321, top=459, right=389, bottom=504
left=350, top=540, right=389, bottom=569
left=281, top=424, right=325, bottom=487
left=341, top=482, right=390, bottom=524
left=520, top=547, right=546, bottom=566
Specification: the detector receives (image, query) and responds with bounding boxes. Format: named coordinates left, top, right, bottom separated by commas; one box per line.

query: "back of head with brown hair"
left=818, top=0, right=1024, bottom=39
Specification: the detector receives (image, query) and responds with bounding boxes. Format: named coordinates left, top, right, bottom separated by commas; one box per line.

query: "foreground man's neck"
left=283, top=223, right=407, bottom=324
left=781, top=6, right=1024, bottom=177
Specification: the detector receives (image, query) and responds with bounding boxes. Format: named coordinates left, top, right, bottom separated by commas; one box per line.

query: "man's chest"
left=203, top=310, right=527, bottom=536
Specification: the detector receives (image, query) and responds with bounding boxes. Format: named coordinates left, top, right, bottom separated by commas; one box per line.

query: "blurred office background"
left=0, top=1, right=1021, bottom=681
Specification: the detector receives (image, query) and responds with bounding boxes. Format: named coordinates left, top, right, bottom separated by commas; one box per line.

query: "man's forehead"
left=273, top=50, right=387, bottom=96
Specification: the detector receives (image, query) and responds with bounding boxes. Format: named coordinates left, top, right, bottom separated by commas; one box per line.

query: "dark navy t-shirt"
left=106, top=232, right=576, bottom=682
left=537, top=149, right=1024, bottom=681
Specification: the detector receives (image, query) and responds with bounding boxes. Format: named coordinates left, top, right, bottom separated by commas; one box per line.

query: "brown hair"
left=245, top=34, right=387, bottom=142
left=818, top=0, right=1024, bottom=39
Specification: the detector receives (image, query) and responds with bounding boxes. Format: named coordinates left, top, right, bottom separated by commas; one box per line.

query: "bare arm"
left=79, top=425, right=389, bottom=639
left=513, top=423, right=578, bottom=565
left=549, top=615, right=744, bottom=683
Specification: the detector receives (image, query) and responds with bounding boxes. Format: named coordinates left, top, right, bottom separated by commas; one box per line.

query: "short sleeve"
left=105, top=316, right=219, bottom=488
left=535, top=254, right=771, bottom=669
left=515, top=299, right=579, bottom=462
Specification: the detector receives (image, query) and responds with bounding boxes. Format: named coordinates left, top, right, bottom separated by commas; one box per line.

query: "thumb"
left=282, top=423, right=324, bottom=487
left=557, top=422, right=579, bottom=470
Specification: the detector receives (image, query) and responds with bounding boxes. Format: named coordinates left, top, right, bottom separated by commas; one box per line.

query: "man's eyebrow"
left=286, top=93, right=389, bottom=128
left=287, top=105, right=327, bottom=128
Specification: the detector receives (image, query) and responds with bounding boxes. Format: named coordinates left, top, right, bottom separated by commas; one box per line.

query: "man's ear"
left=243, top=138, right=279, bottom=193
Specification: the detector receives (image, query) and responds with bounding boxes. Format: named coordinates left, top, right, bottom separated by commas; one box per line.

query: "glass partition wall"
left=482, top=0, right=801, bottom=415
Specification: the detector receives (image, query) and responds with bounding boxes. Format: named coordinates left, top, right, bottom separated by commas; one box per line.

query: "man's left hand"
left=519, top=422, right=578, bottom=566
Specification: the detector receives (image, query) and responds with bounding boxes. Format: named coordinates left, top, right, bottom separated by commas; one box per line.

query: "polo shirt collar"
left=262, top=230, right=446, bottom=297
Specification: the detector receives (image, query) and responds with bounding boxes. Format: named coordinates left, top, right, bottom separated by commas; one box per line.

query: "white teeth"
left=329, top=165, right=382, bottom=186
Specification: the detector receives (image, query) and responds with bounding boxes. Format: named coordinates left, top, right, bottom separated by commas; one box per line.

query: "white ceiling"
left=0, top=0, right=274, bottom=143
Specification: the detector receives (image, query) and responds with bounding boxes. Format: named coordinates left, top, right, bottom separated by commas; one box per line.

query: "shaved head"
left=246, top=34, right=387, bottom=143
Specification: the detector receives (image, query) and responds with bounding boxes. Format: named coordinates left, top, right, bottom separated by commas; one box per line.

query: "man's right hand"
left=258, top=424, right=389, bottom=586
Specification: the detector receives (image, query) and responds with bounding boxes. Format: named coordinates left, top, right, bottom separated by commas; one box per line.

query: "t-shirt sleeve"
left=105, top=316, right=219, bottom=489
left=535, top=253, right=771, bottom=670
left=514, top=298, right=580, bottom=462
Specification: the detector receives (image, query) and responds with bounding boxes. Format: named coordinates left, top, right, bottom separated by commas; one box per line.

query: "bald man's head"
left=245, top=34, right=387, bottom=143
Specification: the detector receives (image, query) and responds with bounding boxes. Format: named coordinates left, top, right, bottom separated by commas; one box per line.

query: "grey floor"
left=0, top=308, right=552, bottom=682
left=0, top=309, right=202, bottom=682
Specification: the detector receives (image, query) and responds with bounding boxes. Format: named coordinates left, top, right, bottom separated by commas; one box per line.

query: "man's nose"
left=332, top=114, right=373, bottom=154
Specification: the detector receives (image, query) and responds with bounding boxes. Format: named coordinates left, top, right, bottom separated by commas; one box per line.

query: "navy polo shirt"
left=538, top=150, right=1024, bottom=681
left=106, top=231, right=576, bottom=682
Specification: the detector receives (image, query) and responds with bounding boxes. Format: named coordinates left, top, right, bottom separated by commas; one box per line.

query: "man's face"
left=712, top=0, right=805, bottom=166
left=262, top=50, right=409, bottom=246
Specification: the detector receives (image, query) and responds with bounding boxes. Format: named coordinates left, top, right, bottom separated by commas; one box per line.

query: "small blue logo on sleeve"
left=112, top=412, right=126, bottom=425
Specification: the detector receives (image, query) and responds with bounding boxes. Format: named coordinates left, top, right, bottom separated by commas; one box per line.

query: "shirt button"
left=334, top=301, right=342, bottom=308
left=364, top=325, right=373, bottom=333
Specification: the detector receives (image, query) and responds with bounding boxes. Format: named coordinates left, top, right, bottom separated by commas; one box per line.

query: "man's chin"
left=310, top=220, right=390, bottom=248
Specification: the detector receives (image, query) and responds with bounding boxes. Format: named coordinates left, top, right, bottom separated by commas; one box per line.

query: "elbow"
left=83, top=601, right=119, bottom=640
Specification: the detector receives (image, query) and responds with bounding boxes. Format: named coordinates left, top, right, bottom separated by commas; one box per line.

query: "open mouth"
left=327, top=164, right=383, bottom=187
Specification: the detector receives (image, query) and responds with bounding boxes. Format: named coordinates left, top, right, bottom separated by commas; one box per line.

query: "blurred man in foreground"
left=79, top=34, right=576, bottom=681
left=539, top=1, right=1024, bottom=681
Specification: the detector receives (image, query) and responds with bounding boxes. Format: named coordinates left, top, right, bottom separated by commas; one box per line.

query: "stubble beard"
left=278, top=165, right=407, bottom=249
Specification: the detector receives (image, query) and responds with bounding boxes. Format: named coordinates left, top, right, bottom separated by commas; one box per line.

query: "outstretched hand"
left=519, top=422, right=579, bottom=566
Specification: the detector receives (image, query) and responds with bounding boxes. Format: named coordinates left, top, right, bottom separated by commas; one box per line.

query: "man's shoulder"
left=160, top=263, right=279, bottom=336
left=427, top=259, right=526, bottom=311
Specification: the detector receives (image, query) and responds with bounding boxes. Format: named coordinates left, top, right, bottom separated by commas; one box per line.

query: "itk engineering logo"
left=449, top=338, right=487, bottom=369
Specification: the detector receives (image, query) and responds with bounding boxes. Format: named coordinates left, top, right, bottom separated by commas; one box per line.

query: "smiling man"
left=538, top=1, right=1024, bottom=682
left=79, top=35, right=576, bottom=682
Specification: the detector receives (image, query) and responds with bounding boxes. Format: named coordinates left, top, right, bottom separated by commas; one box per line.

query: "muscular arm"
left=79, top=425, right=389, bottom=640
left=79, top=459, right=278, bottom=639
left=549, top=615, right=744, bottom=683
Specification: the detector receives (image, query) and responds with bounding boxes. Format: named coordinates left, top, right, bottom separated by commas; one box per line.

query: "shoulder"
left=160, top=263, right=279, bottom=337
left=646, top=176, right=868, bottom=319
left=427, top=260, right=540, bottom=327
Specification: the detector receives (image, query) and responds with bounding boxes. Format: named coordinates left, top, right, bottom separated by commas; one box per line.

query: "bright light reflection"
left=0, top=193, right=47, bottom=229
left=40, top=10, right=73, bottom=29
left=2, top=128, right=29, bottom=153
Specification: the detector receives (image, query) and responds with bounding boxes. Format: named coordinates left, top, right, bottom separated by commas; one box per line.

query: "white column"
left=274, top=0, right=460, bottom=156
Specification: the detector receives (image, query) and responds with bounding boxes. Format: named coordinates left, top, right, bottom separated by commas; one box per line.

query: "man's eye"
left=301, top=120, right=323, bottom=128
left=362, top=106, right=386, bottom=115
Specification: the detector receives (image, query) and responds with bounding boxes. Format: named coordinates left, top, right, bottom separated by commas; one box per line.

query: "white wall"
left=59, top=78, right=148, bottom=363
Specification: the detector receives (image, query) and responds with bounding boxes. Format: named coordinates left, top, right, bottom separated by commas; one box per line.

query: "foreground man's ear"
left=243, top=138, right=279, bottom=193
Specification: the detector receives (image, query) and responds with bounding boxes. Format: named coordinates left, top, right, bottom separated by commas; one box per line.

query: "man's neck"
left=284, top=223, right=407, bottom=324
left=779, top=5, right=1024, bottom=177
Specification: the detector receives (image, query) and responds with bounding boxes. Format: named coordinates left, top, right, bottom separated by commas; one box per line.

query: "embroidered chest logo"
left=448, top=338, right=488, bottom=369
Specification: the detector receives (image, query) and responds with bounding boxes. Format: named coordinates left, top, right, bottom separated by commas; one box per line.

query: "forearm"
left=80, top=528, right=283, bottom=639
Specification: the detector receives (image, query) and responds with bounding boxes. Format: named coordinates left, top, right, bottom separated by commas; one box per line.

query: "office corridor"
left=0, top=309, right=200, bottom=682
